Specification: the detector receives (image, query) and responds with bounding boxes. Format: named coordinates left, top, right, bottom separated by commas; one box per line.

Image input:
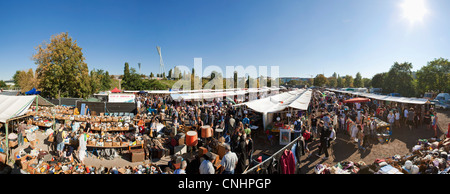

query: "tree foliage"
left=313, top=74, right=328, bottom=87
left=416, top=58, right=450, bottom=94
left=344, top=75, right=353, bottom=87
left=33, top=32, right=91, bottom=98
left=384, top=62, right=415, bottom=97
left=354, top=72, right=363, bottom=88
left=371, top=73, right=386, bottom=89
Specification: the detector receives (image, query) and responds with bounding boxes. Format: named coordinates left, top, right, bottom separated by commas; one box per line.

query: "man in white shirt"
left=220, top=144, right=238, bottom=174
left=199, top=152, right=215, bottom=174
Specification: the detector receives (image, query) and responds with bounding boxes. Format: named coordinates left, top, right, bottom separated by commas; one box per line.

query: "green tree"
left=168, top=69, right=172, bottom=79
left=12, top=70, right=21, bottom=85
left=102, top=71, right=112, bottom=91
left=122, top=62, right=130, bottom=89
left=0, top=80, right=7, bottom=88
left=336, top=76, right=345, bottom=88
left=33, top=32, right=91, bottom=98
left=90, top=69, right=101, bottom=94
left=327, top=76, right=337, bottom=88
left=371, top=73, right=386, bottom=89
left=313, top=74, right=328, bottom=87
left=416, top=58, right=450, bottom=94
left=150, top=72, right=154, bottom=78
left=362, top=78, right=372, bottom=88
left=124, top=68, right=144, bottom=90
left=354, top=72, right=363, bottom=88
left=344, top=75, right=353, bottom=87
left=384, top=62, right=415, bottom=97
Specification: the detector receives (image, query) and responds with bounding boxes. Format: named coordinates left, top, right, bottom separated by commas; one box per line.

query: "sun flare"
left=400, top=0, right=428, bottom=24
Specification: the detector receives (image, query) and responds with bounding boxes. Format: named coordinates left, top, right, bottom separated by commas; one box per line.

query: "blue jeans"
left=18, top=133, right=24, bottom=146
left=57, top=142, right=65, bottom=152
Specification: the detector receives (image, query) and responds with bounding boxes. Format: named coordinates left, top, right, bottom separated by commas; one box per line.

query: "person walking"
left=357, top=125, right=366, bottom=151
left=77, top=128, right=88, bottom=164
left=431, top=111, right=438, bottom=138
left=220, top=144, right=238, bottom=174
left=315, top=121, right=331, bottom=160
left=394, top=110, right=401, bottom=129
left=199, top=152, right=215, bottom=174
left=387, top=111, right=395, bottom=130
left=407, top=108, right=415, bottom=131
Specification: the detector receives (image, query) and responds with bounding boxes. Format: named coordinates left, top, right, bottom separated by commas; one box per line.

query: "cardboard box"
left=174, top=145, right=187, bottom=155
left=198, top=147, right=208, bottom=157
left=104, top=141, right=112, bottom=147
left=130, top=149, right=145, bottom=162
left=217, top=144, right=227, bottom=160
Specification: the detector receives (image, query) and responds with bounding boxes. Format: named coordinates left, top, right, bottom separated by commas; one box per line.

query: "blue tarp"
left=25, top=88, right=41, bottom=95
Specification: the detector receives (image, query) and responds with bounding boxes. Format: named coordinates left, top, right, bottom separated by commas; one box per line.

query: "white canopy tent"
left=0, top=95, right=44, bottom=163
left=0, top=95, right=37, bottom=123
left=237, top=89, right=313, bottom=129
left=326, top=88, right=430, bottom=105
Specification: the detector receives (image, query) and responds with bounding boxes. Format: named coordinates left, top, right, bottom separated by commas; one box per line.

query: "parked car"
left=431, top=100, right=450, bottom=110
left=435, top=93, right=450, bottom=104
left=423, top=92, right=437, bottom=100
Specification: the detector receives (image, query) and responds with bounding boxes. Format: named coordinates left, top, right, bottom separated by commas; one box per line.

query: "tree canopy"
left=33, top=32, right=91, bottom=98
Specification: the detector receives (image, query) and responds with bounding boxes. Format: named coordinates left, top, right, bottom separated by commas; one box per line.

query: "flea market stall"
left=0, top=95, right=54, bottom=166
left=237, top=89, right=312, bottom=145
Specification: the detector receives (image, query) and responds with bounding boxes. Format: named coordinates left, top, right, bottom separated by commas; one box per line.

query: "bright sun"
left=400, top=0, right=428, bottom=24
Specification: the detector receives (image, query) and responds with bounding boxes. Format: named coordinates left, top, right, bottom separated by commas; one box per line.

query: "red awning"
left=344, top=97, right=370, bottom=103
left=111, top=87, right=121, bottom=93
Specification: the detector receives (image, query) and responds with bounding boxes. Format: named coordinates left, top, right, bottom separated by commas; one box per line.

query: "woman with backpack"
left=55, top=126, right=67, bottom=157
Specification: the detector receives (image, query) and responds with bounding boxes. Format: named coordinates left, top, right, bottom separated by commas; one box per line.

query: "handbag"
left=47, top=134, right=54, bottom=143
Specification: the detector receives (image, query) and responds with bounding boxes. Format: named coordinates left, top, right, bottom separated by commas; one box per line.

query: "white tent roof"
left=241, top=89, right=312, bottom=113
left=326, top=88, right=430, bottom=105
left=0, top=95, right=37, bottom=123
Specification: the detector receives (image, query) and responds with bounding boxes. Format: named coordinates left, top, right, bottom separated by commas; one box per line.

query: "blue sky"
left=1, top=0, right=449, bottom=81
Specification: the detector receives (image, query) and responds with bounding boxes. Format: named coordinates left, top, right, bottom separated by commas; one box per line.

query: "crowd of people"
left=2, top=88, right=445, bottom=174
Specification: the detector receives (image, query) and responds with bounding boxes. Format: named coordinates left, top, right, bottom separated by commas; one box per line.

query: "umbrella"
left=111, top=87, right=121, bottom=93
left=344, top=97, right=370, bottom=103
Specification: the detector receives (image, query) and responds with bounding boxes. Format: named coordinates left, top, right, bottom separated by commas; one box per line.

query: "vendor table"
left=86, top=144, right=144, bottom=157
left=370, top=117, right=391, bottom=144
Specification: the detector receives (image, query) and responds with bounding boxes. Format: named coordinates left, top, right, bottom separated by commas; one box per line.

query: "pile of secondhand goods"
left=315, top=137, right=450, bottom=174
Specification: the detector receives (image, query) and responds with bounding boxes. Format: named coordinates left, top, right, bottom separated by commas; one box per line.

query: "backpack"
left=56, top=130, right=64, bottom=143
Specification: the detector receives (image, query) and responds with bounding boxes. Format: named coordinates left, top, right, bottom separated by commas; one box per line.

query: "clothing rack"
left=243, top=133, right=303, bottom=174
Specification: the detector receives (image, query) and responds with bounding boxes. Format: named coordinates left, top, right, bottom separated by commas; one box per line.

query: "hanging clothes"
left=280, top=149, right=296, bottom=174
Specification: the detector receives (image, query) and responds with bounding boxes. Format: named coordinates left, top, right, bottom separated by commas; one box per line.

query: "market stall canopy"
left=344, top=97, right=371, bottom=103
left=31, top=95, right=55, bottom=107
left=239, top=89, right=312, bottom=113
left=0, top=95, right=37, bottom=123
left=327, top=88, right=430, bottom=105
left=25, top=88, right=41, bottom=95
left=111, top=87, right=121, bottom=93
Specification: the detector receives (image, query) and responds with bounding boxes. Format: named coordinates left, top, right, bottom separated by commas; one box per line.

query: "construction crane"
left=156, top=46, right=165, bottom=77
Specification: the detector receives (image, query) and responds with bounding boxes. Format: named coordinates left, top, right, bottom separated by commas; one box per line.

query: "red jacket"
left=280, top=150, right=296, bottom=174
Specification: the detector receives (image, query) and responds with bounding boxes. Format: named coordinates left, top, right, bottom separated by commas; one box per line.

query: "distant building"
left=280, top=77, right=309, bottom=83
left=4, top=80, right=15, bottom=86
